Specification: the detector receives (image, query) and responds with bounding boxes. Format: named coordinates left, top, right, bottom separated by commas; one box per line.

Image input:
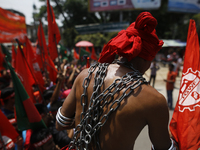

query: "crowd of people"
left=0, top=11, right=185, bottom=150
left=0, top=57, right=90, bottom=150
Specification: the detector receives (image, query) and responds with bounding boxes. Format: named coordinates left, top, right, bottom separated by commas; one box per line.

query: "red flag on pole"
left=85, top=47, right=90, bottom=53
left=91, top=47, right=98, bottom=61
left=47, top=0, right=61, bottom=61
left=73, top=48, right=79, bottom=59
left=0, top=110, right=19, bottom=142
left=25, top=36, right=45, bottom=94
left=37, top=21, right=48, bottom=70
left=46, top=55, right=58, bottom=84
left=169, top=19, right=200, bottom=149
left=15, top=46, right=36, bottom=103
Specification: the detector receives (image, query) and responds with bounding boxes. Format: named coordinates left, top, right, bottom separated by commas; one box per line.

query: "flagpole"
left=15, top=39, right=45, bottom=104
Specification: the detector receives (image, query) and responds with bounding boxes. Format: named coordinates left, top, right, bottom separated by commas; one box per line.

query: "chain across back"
left=68, top=61, right=148, bottom=150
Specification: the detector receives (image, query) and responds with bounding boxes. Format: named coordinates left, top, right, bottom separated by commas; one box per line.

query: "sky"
left=0, top=0, right=62, bottom=26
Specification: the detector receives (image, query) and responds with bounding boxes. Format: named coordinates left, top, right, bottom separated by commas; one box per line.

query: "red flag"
left=0, top=110, right=19, bottom=142
left=15, top=46, right=36, bottom=103
left=47, top=0, right=61, bottom=61
left=0, top=47, right=5, bottom=71
left=169, top=19, right=200, bottom=149
left=25, top=36, right=45, bottom=94
left=11, top=45, right=16, bottom=68
left=85, top=47, right=90, bottom=53
left=46, top=56, right=58, bottom=84
left=91, top=47, right=98, bottom=61
left=0, top=7, right=26, bottom=43
left=37, top=21, right=48, bottom=70
left=73, top=48, right=79, bottom=59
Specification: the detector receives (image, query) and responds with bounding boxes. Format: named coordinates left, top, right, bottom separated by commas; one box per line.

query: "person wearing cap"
left=56, top=12, right=178, bottom=150
left=0, top=87, right=15, bottom=116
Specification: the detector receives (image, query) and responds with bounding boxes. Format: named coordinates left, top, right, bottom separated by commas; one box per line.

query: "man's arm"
left=56, top=80, right=76, bottom=131
left=147, top=94, right=172, bottom=150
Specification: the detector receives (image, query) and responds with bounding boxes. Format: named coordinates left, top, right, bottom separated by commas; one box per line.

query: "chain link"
left=68, top=61, right=147, bottom=150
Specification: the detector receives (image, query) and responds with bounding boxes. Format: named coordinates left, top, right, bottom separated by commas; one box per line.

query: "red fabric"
left=0, top=7, right=26, bottom=43
left=33, top=91, right=42, bottom=103
left=0, top=110, right=19, bottom=142
left=37, top=21, right=49, bottom=70
left=169, top=19, right=200, bottom=149
left=91, top=47, right=98, bottom=60
left=0, top=46, right=5, bottom=71
left=46, top=56, right=58, bottom=84
left=11, top=45, right=16, bottom=68
left=24, top=129, right=33, bottom=150
left=47, top=0, right=61, bottom=61
left=23, top=99, right=41, bottom=123
left=85, top=47, right=90, bottom=53
left=98, top=12, right=163, bottom=63
left=15, top=46, right=36, bottom=103
left=25, top=37, right=45, bottom=93
left=73, top=48, right=79, bottom=59
left=86, top=57, right=90, bottom=68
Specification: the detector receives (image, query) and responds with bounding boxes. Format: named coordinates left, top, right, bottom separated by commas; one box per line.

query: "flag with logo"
left=6, top=60, right=46, bottom=131
left=169, top=19, right=200, bottom=149
left=47, top=0, right=61, bottom=61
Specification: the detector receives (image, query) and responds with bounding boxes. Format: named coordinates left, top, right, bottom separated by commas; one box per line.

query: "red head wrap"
left=98, top=12, right=164, bottom=63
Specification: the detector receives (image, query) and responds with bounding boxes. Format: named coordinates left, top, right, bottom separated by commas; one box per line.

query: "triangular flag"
left=47, top=0, right=61, bottom=61
left=6, top=60, right=46, bottom=131
left=73, top=48, right=79, bottom=60
left=85, top=47, right=90, bottom=53
left=169, top=19, right=200, bottom=149
left=15, top=46, right=36, bottom=103
left=0, top=110, right=19, bottom=142
left=91, top=47, right=98, bottom=61
left=46, top=56, right=58, bottom=84
left=25, top=36, right=45, bottom=94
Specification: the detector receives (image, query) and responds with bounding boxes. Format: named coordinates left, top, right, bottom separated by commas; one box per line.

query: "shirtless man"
left=56, top=12, right=178, bottom=150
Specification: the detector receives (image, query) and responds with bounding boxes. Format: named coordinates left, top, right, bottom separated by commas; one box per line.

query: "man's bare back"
left=56, top=12, right=178, bottom=150
left=56, top=62, right=171, bottom=150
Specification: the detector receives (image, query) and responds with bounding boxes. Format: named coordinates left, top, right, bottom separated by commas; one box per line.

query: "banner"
left=169, top=19, right=200, bottom=149
left=0, top=7, right=26, bottom=43
left=89, top=0, right=161, bottom=12
left=168, top=0, right=200, bottom=13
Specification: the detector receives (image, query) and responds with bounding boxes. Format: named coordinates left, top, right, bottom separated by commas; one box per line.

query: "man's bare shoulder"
left=73, top=68, right=89, bottom=85
left=139, top=84, right=169, bottom=123
left=138, top=84, right=169, bottom=114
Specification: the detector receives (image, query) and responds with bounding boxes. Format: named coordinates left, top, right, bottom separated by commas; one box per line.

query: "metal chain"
left=68, top=61, right=148, bottom=150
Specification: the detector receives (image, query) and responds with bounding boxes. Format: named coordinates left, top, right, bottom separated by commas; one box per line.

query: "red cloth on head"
left=98, top=12, right=164, bottom=63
